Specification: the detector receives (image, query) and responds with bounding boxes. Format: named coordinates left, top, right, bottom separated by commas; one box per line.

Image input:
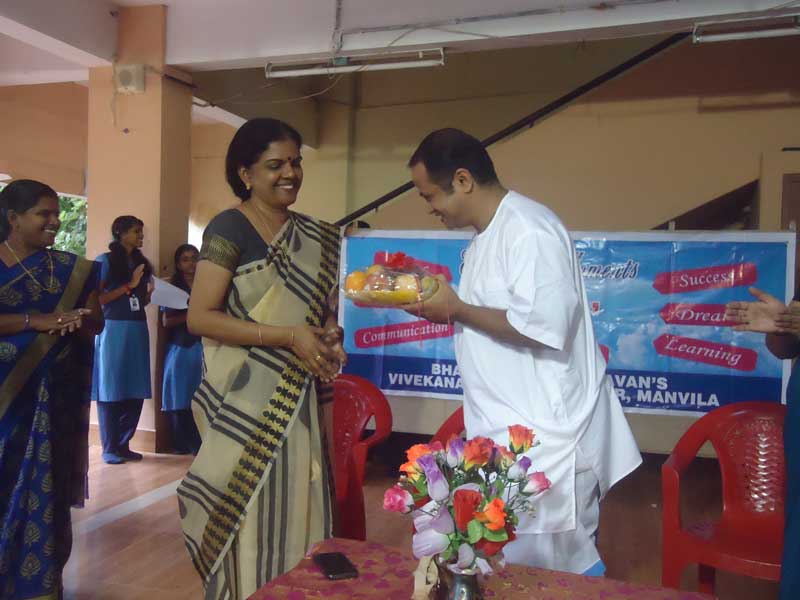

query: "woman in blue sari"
left=726, top=285, right=800, bottom=600
left=0, top=180, right=104, bottom=600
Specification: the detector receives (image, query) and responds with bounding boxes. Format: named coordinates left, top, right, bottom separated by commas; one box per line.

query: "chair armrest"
left=352, top=411, right=392, bottom=487
left=662, top=420, right=709, bottom=532
left=361, top=403, right=393, bottom=451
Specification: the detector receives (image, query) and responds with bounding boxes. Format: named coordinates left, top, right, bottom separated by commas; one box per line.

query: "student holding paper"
left=161, top=244, right=202, bottom=454
left=92, top=215, right=153, bottom=464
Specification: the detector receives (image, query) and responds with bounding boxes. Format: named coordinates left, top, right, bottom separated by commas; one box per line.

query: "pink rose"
left=383, top=485, right=413, bottom=513
left=523, top=471, right=551, bottom=496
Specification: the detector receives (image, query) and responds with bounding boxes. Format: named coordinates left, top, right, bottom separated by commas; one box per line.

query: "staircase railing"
left=335, top=32, right=690, bottom=227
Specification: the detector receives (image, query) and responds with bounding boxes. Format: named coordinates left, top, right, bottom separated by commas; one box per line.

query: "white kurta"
left=455, top=191, right=641, bottom=542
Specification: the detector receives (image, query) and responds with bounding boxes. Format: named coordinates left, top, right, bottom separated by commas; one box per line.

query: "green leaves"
left=467, top=519, right=483, bottom=544
left=413, top=479, right=428, bottom=500
left=466, top=518, right=508, bottom=544
left=55, top=195, right=87, bottom=256
left=482, top=528, right=508, bottom=543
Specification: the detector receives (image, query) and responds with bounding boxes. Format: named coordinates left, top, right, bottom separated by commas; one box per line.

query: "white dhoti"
left=455, top=191, right=642, bottom=574
left=502, top=468, right=601, bottom=574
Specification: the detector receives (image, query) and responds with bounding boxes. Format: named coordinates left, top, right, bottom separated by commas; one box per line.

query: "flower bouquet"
left=383, top=425, right=551, bottom=597
left=344, top=252, right=439, bottom=307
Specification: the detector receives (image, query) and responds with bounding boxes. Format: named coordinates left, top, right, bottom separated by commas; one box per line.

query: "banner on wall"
left=339, top=230, right=796, bottom=416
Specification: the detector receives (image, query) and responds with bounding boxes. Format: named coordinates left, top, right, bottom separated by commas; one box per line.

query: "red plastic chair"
left=332, top=374, right=392, bottom=540
left=431, top=406, right=464, bottom=446
left=661, top=401, right=786, bottom=594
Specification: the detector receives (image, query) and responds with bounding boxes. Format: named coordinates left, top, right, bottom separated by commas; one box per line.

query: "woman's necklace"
left=4, top=241, right=58, bottom=293
left=250, top=205, right=289, bottom=261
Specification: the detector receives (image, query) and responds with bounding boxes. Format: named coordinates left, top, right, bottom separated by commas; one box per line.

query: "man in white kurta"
left=406, top=128, right=642, bottom=575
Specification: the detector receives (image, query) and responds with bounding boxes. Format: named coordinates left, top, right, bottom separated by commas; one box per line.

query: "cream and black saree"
left=177, top=209, right=339, bottom=600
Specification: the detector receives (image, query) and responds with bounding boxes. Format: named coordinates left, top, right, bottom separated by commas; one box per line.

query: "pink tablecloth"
left=249, top=538, right=713, bottom=600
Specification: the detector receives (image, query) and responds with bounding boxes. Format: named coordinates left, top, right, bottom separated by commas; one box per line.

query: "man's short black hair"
left=408, top=128, right=499, bottom=193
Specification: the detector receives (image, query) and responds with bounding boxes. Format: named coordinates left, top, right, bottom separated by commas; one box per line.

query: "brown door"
left=782, top=173, right=800, bottom=287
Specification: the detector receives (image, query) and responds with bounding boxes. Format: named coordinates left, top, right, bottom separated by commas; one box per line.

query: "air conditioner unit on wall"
left=114, top=64, right=145, bottom=94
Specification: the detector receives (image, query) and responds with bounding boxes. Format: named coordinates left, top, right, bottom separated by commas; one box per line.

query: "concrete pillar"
left=87, top=5, right=192, bottom=450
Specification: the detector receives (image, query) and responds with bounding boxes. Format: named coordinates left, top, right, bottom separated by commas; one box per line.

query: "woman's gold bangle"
left=288, top=327, right=295, bottom=348
left=258, top=326, right=263, bottom=346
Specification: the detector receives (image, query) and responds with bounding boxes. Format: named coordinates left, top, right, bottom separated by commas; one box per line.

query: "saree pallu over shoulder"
left=179, top=214, right=340, bottom=596
left=0, top=254, right=96, bottom=419
left=0, top=251, right=98, bottom=600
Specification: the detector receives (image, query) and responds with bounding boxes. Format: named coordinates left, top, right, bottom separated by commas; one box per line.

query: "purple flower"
left=418, top=453, right=450, bottom=502
left=431, top=507, right=455, bottom=534
left=413, top=500, right=438, bottom=532
left=456, top=543, right=475, bottom=570
left=412, top=528, right=450, bottom=558
left=507, top=456, right=532, bottom=481
left=446, top=437, right=465, bottom=468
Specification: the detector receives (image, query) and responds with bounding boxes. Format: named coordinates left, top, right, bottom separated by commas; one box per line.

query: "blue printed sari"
left=0, top=249, right=98, bottom=600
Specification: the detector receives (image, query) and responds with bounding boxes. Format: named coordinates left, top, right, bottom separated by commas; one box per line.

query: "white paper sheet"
left=151, top=278, right=190, bottom=309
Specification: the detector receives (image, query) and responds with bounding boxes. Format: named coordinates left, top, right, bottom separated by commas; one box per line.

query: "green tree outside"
left=55, top=194, right=88, bottom=256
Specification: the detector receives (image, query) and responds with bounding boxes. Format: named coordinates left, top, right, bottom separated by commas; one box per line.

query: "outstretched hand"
left=724, top=287, right=787, bottom=334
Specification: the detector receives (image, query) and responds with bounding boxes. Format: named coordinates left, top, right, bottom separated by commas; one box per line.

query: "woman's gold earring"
left=245, top=182, right=251, bottom=191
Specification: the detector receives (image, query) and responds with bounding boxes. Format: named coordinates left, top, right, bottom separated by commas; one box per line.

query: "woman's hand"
left=322, top=325, right=347, bottom=369
left=130, top=264, right=145, bottom=289
left=724, top=288, right=786, bottom=333
left=30, top=309, right=92, bottom=335
left=290, top=324, right=341, bottom=382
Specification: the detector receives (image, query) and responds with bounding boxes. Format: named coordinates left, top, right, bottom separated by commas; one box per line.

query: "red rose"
left=475, top=524, right=516, bottom=557
left=453, top=489, right=483, bottom=532
left=474, top=538, right=504, bottom=557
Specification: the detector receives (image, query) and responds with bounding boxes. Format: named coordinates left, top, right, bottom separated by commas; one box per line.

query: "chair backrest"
left=431, top=406, right=465, bottom=446
left=332, top=374, right=391, bottom=495
left=694, top=402, right=786, bottom=532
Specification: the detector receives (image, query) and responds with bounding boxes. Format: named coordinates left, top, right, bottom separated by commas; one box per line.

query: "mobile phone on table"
left=312, top=551, right=358, bottom=580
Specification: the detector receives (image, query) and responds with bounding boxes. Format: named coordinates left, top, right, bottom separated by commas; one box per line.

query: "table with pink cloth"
left=248, top=538, right=714, bottom=600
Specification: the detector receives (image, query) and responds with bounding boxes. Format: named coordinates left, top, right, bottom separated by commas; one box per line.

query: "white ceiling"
left=2, top=0, right=797, bottom=80
left=108, top=0, right=800, bottom=70
left=0, top=32, right=87, bottom=85
left=0, top=0, right=798, bottom=124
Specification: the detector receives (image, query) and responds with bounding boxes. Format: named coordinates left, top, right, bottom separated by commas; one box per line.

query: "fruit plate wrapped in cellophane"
left=344, top=252, right=440, bottom=307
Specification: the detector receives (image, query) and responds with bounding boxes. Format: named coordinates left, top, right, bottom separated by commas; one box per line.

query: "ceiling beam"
left=0, top=68, right=89, bottom=86
left=0, top=0, right=116, bottom=67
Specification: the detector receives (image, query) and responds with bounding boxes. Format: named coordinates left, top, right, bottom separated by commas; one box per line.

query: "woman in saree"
left=179, top=118, right=346, bottom=599
left=0, top=179, right=103, bottom=599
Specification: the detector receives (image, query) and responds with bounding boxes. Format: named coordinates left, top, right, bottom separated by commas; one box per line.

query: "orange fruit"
left=345, top=271, right=368, bottom=293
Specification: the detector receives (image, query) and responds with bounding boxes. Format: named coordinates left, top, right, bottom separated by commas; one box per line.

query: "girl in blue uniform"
left=92, top=215, right=153, bottom=464
left=161, top=244, right=202, bottom=454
